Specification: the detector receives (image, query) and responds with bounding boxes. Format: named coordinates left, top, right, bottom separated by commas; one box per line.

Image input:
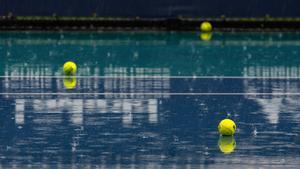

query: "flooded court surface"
left=1, top=32, right=300, bottom=168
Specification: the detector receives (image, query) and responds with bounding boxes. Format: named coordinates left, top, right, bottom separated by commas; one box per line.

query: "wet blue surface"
left=1, top=31, right=300, bottom=168
left=1, top=77, right=300, bottom=168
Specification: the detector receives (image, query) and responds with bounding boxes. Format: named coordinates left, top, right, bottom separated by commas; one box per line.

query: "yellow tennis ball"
left=218, top=119, right=236, bottom=136
left=63, top=77, right=77, bottom=89
left=218, top=136, right=236, bottom=154
left=63, top=61, right=77, bottom=75
left=200, top=21, right=213, bottom=32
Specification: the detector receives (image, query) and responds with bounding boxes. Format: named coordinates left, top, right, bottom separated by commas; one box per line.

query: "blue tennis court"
left=1, top=32, right=300, bottom=168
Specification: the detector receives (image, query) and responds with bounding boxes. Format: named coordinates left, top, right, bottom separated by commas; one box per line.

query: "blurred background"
left=1, top=0, right=300, bottom=18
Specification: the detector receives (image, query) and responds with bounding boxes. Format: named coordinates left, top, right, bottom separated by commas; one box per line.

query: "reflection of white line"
left=2, top=76, right=300, bottom=79
left=1, top=93, right=300, bottom=96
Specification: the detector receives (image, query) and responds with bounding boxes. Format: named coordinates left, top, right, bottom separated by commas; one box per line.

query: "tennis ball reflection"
left=218, top=136, right=236, bottom=154
left=200, top=32, right=213, bottom=41
left=63, top=77, right=77, bottom=89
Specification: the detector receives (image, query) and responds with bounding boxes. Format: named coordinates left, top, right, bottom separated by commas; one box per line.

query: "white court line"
left=0, top=92, right=300, bottom=96
left=2, top=75, right=300, bottom=79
